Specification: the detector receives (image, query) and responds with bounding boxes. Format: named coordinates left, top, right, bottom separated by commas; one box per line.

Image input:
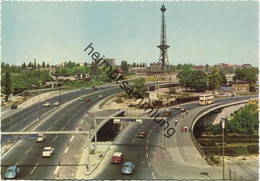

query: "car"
left=111, top=152, right=124, bottom=163
left=5, top=166, right=20, bottom=179
left=53, top=101, right=59, bottom=106
left=174, top=105, right=181, bottom=109
left=181, top=107, right=186, bottom=112
left=11, top=104, right=18, bottom=109
left=98, top=95, right=103, bottom=99
left=121, top=162, right=134, bottom=174
left=93, top=87, right=98, bottom=91
left=42, top=147, right=54, bottom=157
left=80, top=97, right=84, bottom=101
left=137, top=129, right=146, bottom=138
left=43, top=102, right=51, bottom=107
left=164, top=109, right=171, bottom=116
left=36, top=134, right=46, bottom=142
left=85, top=98, right=91, bottom=102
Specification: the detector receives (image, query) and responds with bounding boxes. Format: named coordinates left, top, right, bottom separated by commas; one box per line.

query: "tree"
left=121, top=60, right=128, bottom=73
left=22, top=62, right=27, bottom=69
left=42, top=61, right=46, bottom=68
left=34, top=59, right=36, bottom=69
left=219, top=70, right=227, bottom=85
left=90, top=61, right=98, bottom=75
left=207, top=68, right=223, bottom=91
left=233, top=68, right=258, bottom=90
left=4, top=72, right=12, bottom=101
left=47, top=63, right=50, bottom=68
left=133, top=77, right=146, bottom=97
left=133, top=62, right=136, bottom=67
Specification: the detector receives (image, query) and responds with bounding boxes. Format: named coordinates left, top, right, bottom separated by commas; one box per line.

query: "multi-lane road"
left=1, top=84, right=258, bottom=180
left=95, top=96, right=258, bottom=180
left=1, top=86, right=122, bottom=179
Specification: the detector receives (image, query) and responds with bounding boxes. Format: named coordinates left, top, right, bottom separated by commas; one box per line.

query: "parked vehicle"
left=85, top=98, right=91, bottom=102
left=121, top=162, right=134, bottom=174
left=43, top=102, right=51, bottom=107
left=181, top=107, right=186, bottom=112
left=42, top=147, right=54, bottom=157
left=137, top=129, right=146, bottom=138
left=80, top=97, right=84, bottom=101
left=98, top=95, right=103, bottom=99
left=5, top=166, right=20, bottom=179
left=36, top=134, right=46, bottom=142
left=111, top=152, right=124, bottom=163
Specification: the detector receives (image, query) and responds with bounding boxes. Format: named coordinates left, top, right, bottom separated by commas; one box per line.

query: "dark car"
left=11, top=104, right=17, bottom=109
left=93, top=87, right=98, bottom=91
left=85, top=98, right=91, bottom=102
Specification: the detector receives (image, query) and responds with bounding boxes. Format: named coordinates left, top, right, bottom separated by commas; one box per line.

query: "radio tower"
left=157, top=4, right=169, bottom=71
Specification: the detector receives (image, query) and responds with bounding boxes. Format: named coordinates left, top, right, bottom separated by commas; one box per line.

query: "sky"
left=1, top=1, right=259, bottom=67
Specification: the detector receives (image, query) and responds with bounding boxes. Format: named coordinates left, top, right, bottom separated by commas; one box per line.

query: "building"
left=75, top=73, right=90, bottom=80
left=225, top=73, right=235, bottom=82
left=230, top=81, right=250, bottom=93
left=101, top=58, right=115, bottom=67
left=150, top=63, right=162, bottom=72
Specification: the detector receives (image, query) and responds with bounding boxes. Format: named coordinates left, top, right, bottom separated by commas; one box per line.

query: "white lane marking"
left=47, top=127, right=52, bottom=131
left=146, top=153, right=148, bottom=158
left=52, top=135, right=58, bottom=142
left=64, top=147, right=69, bottom=155
left=72, top=114, right=76, bottom=118
left=68, top=119, right=71, bottom=123
left=148, top=134, right=150, bottom=138
left=132, top=138, right=135, bottom=143
left=148, top=162, right=151, bottom=167
left=135, top=134, right=137, bottom=137
left=53, top=166, right=60, bottom=175
left=80, top=119, right=84, bottom=124
left=150, top=130, right=153, bottom=133
left=70, top=136, right=75, bottom=142
left=61, top=113, right=65, bottom=117
left=54, top=119, right=59, bottom=124
left=30, top=163, right=38, bottom=174
left=152, top=172, right=155, bottom=179
left=147, top=139, right=149, bottom=143
left=146, top=145, right=148, bottom=150
left=61, top=126, right=65, bottom=131
left=153, top=126, right=156, bottom=129
left=25, top=147, right=32, bottom=155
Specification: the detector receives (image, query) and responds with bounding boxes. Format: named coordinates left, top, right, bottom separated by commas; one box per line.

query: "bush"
left=235, top=147, right=248, bottom=155
left=115, top=97, right=123, bottom=103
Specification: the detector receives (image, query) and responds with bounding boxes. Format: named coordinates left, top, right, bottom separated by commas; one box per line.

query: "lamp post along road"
left=10, top=107, right=13, bottom=131
left=221, top=117, right=226, bottom=180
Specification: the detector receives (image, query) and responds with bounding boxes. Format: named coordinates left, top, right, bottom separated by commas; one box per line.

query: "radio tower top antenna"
left=157, top=4, right=170, bottom=71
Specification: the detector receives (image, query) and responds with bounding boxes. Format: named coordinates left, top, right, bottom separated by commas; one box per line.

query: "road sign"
left=3, top=134, right=38, bottom=140
left=113, top=119, right=142, bottom=124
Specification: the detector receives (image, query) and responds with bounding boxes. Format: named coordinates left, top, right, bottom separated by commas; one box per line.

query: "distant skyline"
left=1, top=1, right=259, bottom=67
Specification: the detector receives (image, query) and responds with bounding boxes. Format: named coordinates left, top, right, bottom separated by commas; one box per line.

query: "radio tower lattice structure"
left=157, top=4, right=170, bottom=71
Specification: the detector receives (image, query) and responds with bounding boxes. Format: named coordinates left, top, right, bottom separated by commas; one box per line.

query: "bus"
left=199, top=94, right=214, bottom=105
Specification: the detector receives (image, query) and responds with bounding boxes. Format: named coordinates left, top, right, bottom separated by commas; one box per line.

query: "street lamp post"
left=30, top=84, right=41, bottom=123
left=221, top=117, right=226, bottom=180
left=10, top=107, right=13, bottom=131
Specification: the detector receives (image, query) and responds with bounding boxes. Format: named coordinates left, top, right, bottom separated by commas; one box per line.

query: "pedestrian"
left=184, top=125, right=187, bottom=132
left=186, top=110, right=188, bottom=115
left=175, top=119, right=178, bottom=126
left=182, top=113, right=184, bottom=118
left=181, top=126, right=184, bottom=132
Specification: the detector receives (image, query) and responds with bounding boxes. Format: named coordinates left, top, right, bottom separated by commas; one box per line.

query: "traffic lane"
left=96, top=146, right=154, bottom=180
left=2, top=88, right=121, bottom=179
left=1, top=88, right=94, bottom=131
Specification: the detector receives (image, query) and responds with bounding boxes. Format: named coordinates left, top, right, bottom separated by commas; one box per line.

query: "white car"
left=53, top=101, right=59, bottom=106
left=43, top=102, right=51, bottom=107
left=98, top=95, right=103, bottom=99
left=36, top=134, right=46, bottom=142
left=42, top=147, right=54, bottom=157
left=174, top=105, right=181, bottom=109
